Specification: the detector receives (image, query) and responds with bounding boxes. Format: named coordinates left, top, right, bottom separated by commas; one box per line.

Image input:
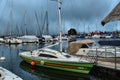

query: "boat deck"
left=97, top=59, right=120, bottom=70
left=78, top=55, right=120, bottom=70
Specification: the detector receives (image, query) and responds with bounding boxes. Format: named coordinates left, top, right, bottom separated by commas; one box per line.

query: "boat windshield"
left=64, top=55, right=71, bottom=58
left=39, top=54, right=58, bottom=58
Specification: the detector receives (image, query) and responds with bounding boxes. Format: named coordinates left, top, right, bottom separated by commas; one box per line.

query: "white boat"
left=0, top=38, right=5, bottom=43
left=5, top=38, right=22, bottom=44
left=105, top=34, right=113, bottom=39
left=57, top=35, right=68, bottom=40
left=67, top=40, right=120, bottom=57
left=0, top=67, right=23, bottom=80
left=0, top=56, right=5, bottom=61
left=92, top=34, right=100, bottom=39
left=42, top=34, right=53, bottom=43
left=17, top=35, right=39, bottom=43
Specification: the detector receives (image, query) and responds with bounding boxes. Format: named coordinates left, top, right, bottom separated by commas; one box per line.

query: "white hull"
left=0, top=38, right=5, bottom=43
left=18, top=35, right=39, bottom=43
left=19, top=48, right=93, bottom=63
left=5, top=38, right=22, bottom=44
left=0, top=67, right=22, bottom=80
left=76, top=47, right=120, bottom=57
left=42, top=35, right=53, bottom=42
left=92, top=35, right=100, bottom=38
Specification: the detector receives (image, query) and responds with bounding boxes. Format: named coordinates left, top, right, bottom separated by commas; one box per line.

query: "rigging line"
left=20, top=10, right=27, bottom=35
left=24, top=10, right=27, bottom=35
left=34, top=11, right=41, bottom=35
left=33, top=10, right=38, bottom=36
left=46, top=11, right=49, bottom=35
left=33, top=11, right=38, bottom=36
left=0, top=0, right=9, bottom=20
left=42, top=11, right=47, bottom=34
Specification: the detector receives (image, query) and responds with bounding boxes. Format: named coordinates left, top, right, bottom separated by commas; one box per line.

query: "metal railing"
left=89, top=47, right=120, bottom=70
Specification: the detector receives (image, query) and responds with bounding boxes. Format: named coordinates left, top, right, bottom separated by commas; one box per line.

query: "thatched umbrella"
left=101, top=2, right=120, bottom=26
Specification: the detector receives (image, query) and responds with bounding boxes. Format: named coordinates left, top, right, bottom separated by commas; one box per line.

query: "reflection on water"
left=90, top=65, right=120, bottom=80
left=0, top=40, right=119, bottom=80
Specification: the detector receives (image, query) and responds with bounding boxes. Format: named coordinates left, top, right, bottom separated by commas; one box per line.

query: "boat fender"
left=41, top=61, right=44, bottom=65
left=31, top=61, right=36, bottom=66
left=0, top=69, right=5, bottom=80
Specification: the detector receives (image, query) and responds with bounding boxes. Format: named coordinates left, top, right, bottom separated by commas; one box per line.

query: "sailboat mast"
left=10, top=9, right=12, bottom=36
left=57, top=0, right=62, bottom=52
left=23, top=10, right=27, bottom=35
left=46, top=11, right=49, bottom=35
left=9, top=0, right=13, bottom=37
left=25, top=11, right=27, bottom=35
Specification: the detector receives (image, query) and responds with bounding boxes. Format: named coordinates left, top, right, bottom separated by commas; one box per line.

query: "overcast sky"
left=0, top=0, right=120, bottom=36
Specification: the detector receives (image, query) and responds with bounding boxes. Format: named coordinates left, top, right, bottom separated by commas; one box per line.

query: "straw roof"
left=101, top=2, right=120, bottom=26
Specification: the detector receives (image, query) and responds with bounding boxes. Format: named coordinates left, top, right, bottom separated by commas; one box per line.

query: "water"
left=0, top=40, right=120, bottom=80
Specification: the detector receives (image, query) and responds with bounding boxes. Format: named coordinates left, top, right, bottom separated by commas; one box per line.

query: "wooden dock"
left=80, top=55, right=120, bottom=70
left=94, top=57, right=120, bottom=70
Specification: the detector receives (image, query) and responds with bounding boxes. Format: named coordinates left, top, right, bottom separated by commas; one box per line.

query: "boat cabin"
left=67, top=39, right=94, bottom=55
left=35, top=48, right=72, bottom=60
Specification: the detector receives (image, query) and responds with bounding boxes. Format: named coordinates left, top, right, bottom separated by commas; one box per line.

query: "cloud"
left=0, top=0, right=119, bottom=35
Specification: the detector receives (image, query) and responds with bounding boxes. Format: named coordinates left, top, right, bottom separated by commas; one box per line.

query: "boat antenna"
left=58, top=0, right=62, bottom=52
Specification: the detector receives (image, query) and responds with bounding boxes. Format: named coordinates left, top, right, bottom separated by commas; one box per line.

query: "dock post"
left=115, top=47, right=117, bottom=70
left=105, top=46, right=107, bottom=57
left=95, top=48, right=98, bottom=65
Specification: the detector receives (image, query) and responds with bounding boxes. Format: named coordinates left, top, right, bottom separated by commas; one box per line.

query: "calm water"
left=0, top=40, right=119, bottom=80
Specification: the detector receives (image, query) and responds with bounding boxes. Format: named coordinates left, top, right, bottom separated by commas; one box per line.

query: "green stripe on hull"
left=20, top=55, right=93, bottom=74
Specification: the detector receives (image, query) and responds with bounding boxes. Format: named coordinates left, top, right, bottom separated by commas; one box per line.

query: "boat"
left=19, top=0, right=94, bottom=74
left=4, top=38, right=22, bottom=44
left=67, top=39, right=120, bottom=57
left=57, top=35, right=68, bottom=41
left=0, top=67, right=23, bottom=80
left=19, top=48, right=94, bottom=74
left=42, top=34, right=53, bottom=43
left=0, top=38, right=5, bottom=43
left=0, top=56, right=5, bottom=61
left=17, top=35, right=39, bottom=43
left=91, top=34, right=100, bottom=39
left=20, top=61, right=90, bottom=80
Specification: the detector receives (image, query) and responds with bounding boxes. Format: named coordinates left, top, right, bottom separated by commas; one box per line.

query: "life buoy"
left=0, top=68, right=5, bottom=80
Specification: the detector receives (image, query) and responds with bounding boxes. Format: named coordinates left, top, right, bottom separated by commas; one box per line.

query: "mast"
left=46, top=11, right=49, bottom=35
left=34, top=11, right=41, bottom=36
left=22, top=10, right=27, bottom=35
left=33, top=11, right=38, bottom=36
left=9, top=0, right=13, bottom=37
left=57, top=0, right=62, bottom=52
left=10, top=9, right=12, bottom=36
left=46, top=0, right=49, bottom=35
left=24, top=11, right=27, bottom=35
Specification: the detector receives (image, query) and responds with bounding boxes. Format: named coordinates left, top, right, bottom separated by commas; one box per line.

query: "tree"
left=68, top=28, right=77, bottom=35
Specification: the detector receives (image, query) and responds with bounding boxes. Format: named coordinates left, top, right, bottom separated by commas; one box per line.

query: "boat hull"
left=20, top=61, right=90, bottom=79
left=20, top=55, right=93, bottom=74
